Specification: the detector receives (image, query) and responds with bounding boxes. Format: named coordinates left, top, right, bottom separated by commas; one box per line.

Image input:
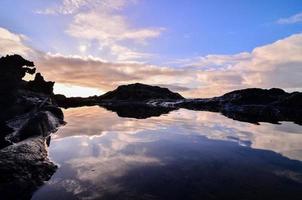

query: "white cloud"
left=1, top=27, right=302, bottom=98
left=37, top=0, right=162, bottom=62
left=277, top=12, right=302, bottom=24
left=0, top=27, right=34, bottom=57
left=66, top=8, right=164, bottom=61
left=181, top=33, right=302, bottom=97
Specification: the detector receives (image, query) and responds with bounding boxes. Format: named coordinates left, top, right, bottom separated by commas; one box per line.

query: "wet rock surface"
left=0, top=55, right=64, bottom=199
left=0, top=137, right=57, bottom=200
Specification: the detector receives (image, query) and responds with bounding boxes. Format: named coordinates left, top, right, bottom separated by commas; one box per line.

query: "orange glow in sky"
left=54, top=83, right=104, bottom=97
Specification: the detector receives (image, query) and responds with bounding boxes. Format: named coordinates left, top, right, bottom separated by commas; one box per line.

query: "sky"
left=0, top=0, right=302, bottom=97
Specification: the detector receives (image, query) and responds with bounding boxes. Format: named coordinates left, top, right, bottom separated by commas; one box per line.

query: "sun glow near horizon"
left=54, top=83, right=104, bottom=97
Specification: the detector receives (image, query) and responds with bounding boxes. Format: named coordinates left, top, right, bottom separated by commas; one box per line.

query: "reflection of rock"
left=0, top=137, right=57, bottom=200
left=100, top=102, right=176, bottom=119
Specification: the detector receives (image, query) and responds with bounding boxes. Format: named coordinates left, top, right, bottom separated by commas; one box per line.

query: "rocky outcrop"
left=99, top=83, right=184, bottom=101
left=0, top=55, right=35, bottom=107
left=54, top=94, right=99, bottom=108
left=0, top=55, right=64, bottom=199
left=0, top=137, right=57, bottom=200
left=176, top=88, right=302, bottom=124
left=55, top=86, right=302, bottom=123
left=25, top=73, right=55, bottom=95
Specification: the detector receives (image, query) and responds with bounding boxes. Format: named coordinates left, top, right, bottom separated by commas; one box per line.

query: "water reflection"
left=32, top=106, right=302, bottom=200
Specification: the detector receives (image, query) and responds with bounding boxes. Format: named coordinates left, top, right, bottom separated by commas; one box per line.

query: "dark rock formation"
left=221, top=88, right=287, bottom=105
left=0, top=137, right=57, bottom=200
left=99, top=83, right=184, bottom=101
left=26, top=73, right=55, bottom=95
left=176, top=88, right=302, bottom=124
left=0, top=54, right=35, bottom=107
left=54, top=84, right=302, bottom=123
left=54, top=94, right=99, bottom=108
left=0, top=54, right=64, bottom=199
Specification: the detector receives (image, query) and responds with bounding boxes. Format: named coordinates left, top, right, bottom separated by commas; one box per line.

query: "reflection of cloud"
left=55, top=106, right=302, bottom=161
left=47, top=134, right=162, bottom=199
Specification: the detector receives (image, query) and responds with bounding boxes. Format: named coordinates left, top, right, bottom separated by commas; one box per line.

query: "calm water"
left=32, top=106, right=302, bottom=200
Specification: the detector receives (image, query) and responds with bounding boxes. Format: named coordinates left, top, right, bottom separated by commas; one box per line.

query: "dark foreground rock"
left=0, top=54, right=64, bottom=199
left=0, top=137, right=57, bottom=200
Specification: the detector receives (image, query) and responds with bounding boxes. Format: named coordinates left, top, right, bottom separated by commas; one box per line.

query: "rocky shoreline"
left=0, top=55, right=64, bottom=199
left=1, top=54, right=302, bottom=199
left=55, top=84, right=302, bottom=124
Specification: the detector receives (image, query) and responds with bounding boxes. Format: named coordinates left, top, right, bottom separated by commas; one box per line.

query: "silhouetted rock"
left=175, top=88, right=302, bottom=124
left=26, top=73, right=54, bottom=95
left=99, top=83, right=184, bottom=101
left=221, top=88, right=287, bottom=105
left=275, top=92, right=302, bottom=108
left=0, top=55, right=64, bottom=199
left=0, top=54, right=35, bottom=106
left=54, top=94, right=99, bottom=108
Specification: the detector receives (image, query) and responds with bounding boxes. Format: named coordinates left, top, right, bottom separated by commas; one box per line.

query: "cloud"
left=182, top=33, right=302, bottom=97
left=37, top=0, right=135, bottom=15
left=277, top=12, right=302, bottom=24
left=38, top=0, right=164, bottom=62
left=36, top=53, right=190, bottom=93
left=0, top=27, right=34, bottom=57
left=1, top=27, right=302, bottom=98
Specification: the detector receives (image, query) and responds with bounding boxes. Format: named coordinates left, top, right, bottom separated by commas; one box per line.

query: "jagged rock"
left=26, top=73, right=54, bottom=95
left=0, top=55, right=35, bottom=106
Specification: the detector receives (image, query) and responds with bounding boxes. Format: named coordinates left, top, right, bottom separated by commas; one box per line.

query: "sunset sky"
left=1, top=0, right=302, bottom=97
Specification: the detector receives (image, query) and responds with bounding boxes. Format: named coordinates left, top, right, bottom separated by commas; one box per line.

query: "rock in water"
left=0, top=137, right=57, bottom=200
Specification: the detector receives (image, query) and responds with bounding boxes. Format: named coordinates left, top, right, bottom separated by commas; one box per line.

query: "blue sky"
left=0, top=0, right=302, bottom=97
